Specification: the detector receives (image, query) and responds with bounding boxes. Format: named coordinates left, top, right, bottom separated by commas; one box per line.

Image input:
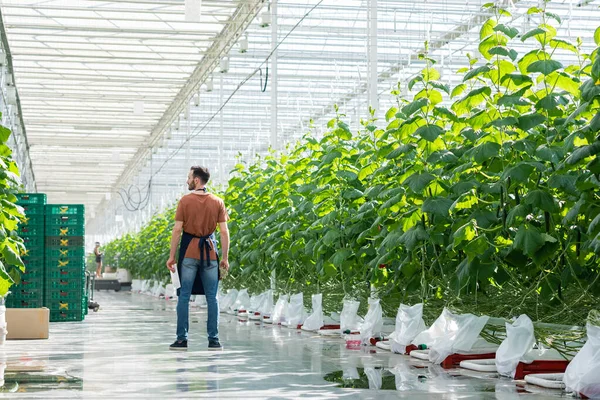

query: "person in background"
left=94, top=242, right=103, bottom=278
left=166, top=166, right=230, bottom=351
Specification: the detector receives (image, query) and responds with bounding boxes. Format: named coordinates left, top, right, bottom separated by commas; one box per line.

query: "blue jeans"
left=176, top=258, right=219, bottom=341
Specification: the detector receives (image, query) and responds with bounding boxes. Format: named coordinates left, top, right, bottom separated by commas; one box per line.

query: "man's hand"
left=166, top=257, right=176, bottom=272
left=219, top=259, right=229, bottom=271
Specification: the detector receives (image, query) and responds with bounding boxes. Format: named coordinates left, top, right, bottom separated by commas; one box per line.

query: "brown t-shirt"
left=175, top=193, right=229, bottom=260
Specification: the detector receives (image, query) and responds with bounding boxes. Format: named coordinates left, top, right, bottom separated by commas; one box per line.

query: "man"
left=166, top=166, right=229, bottom=351
left=94, top=242, right=102, bottom=278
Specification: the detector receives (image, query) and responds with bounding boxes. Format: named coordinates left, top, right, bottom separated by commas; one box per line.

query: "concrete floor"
left=0, top=291, right=569, bottom=399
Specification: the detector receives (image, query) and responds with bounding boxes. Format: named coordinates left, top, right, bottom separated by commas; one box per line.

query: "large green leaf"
left=524, top=189, right=558, bottom=213
left=415, top=124, right=444, bottom=142
left=527, top=59, right=563, bottom=75
left=493, top=24, right=519, bottom=39
left=513, top=224, right=545, bottom=257
left=595, top=26, right=600, bottom=46
left=402, top=98, right=429, bottom=117
left=464, top=65, right=491, bottom=81
left=399, top=224, right=428, bottom=251
left=331, top=249, right=352, bottom=268
left=386, top=143, right=417, bottom=160
left=502, top=162, right=536, bottom=183
left=470, top=142, right=500, bottom=164
left=422, top=197, right=454, bottom=218
left=342, top=188, right=363, bottom=200
left=403, top=172, right=435, bottom=193
left=566, top=142, right=600, bottom=165
left=517, top=113, right=546, bottom=131
left=521, top=28, right=546, bottom=42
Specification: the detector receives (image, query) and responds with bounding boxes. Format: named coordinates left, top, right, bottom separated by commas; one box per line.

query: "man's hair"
left=190, top=166, right=210, bottom=184
left=95, top=242, right=100, bottom=245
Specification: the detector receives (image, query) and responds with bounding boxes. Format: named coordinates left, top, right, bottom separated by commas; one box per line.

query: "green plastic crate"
left=46, top=247, right=85, bottom=259
left=18, top=223, right=45, bottom=236
left=45, top=257, right=85, bottom=271
left=46, top=278, right=85, bottom=291
left=45, top=214, right=84, bottom=226
left=45, top=298, right=85, bottom=312
left=45, top=205, right=84, bottom=216
left=16, top=193, right=47, bottom=205
left=46, top=225, right=85, bottom=237
left=45, top=289, right=85, bottom=301
left=19, top=214, right=45, bottom=226
left=21, top=204, right=45, bottom=216
left=22, top=236, right=45, bottom=248
left=45, top=236, right=84, bottom=247
left=7, top=299, right=44, bottom=309
left=46, top=268, right=85, bottom=280
left=9, top=288, right=43, bottom=300
left=13, top=278, right=44, bottom=289
left=21, top=267, right=44, bottom=280
left=50, top=310, right=85, bottom=322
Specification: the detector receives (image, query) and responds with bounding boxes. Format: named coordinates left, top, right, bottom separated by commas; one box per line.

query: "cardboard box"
left=6, top=308, right=49, bottom=340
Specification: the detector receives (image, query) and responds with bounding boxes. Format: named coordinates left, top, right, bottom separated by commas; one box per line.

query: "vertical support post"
left=366, top=0, right=378, bottom=112
left=270, top=0, right=278, bottom=150
left=219, top=74, right=224, bottom=183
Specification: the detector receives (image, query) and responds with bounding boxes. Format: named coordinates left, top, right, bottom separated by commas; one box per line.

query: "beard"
left=188, top=182, right=195, bottom=191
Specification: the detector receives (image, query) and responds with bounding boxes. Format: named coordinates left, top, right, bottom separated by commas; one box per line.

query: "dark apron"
left=177, top=231, right=220, bottom=296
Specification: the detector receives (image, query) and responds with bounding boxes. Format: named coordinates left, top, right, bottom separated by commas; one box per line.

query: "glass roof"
left=2, top=0, right=600, bottom=240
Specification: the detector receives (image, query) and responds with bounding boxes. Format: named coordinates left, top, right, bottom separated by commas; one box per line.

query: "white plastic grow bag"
left=282, top=293, right=304, bottom=328
left=410, top=308, right=491, bottom=364
left=232, top=289, right=251, bottom=314
left=152, top=282, right=166, bottom=298
left=219, top=289, right=238, bottom=313
left=389, top=303, right=427, bottom=354
left=0, top=304, right=6, bottom=345
left=496, top=314, right=536, bottom=378
left=164, top=284, right=177, bottom=300
left=564, top=319, right=600, bottom=399
left=131, top=280, right=142, bottom=292
left=271, top=294, right=289, bottom=324
left=360, top=298, right=383, bottom=345
left=302, top=294, right=324, bottom=331
left=340, top=299, right=363, bottom=333
left=259, top=290, right=274, bottom=319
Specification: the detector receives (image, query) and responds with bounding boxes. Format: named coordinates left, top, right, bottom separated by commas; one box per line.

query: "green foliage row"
left=0, top=122, right=25, bottom=297
left=103, top=5, right=600, bottom=325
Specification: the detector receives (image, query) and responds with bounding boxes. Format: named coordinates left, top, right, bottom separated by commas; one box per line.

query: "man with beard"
left=166, top=166, right=229, bottom=350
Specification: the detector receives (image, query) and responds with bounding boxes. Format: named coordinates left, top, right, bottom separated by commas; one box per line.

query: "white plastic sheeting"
left=410, top=308, right=491, bottom=364
left=564, top=318, right=600, bottom=398
left=302, top=294, right=324, bottom=331
left=283, top=293, right=304, bottom=328
left=271, top=294, right=289, bottom=324
left=259, top=290, right=274, bottom=317
left=131, top=280, right=142, bottom=292
left=496, top=314, right=536, bottom=378
left=340, top=299, right=363, bottom=333
left=360, top=298, right=383, bottom=345
left=164, top=284, right=177, bottom=300
left=219, top=289, right=238, bottom=313
left=389, top=303, right=427, bottom=354
left=232, top=289, right=251, bottom=312
left=193, top=295, right=207, bottom=308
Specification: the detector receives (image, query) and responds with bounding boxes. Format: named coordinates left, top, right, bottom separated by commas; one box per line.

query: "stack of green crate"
left=7, top=193, right=47, bottom=309
left=44, top=204, right=86, bottom=322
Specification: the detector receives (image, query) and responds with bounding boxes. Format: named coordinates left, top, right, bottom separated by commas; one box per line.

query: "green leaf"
left=524, top=189, right=558, bottom=212
left=415, top=124, right=444, bottom=142
left=403, top=172, right=435, bottom=193
left=545, top=12, right=561, bottom=24
left=513, top=224, right=545, bottom=257
left=463, top=235, right=489, bottom=259
left=493, top=24, right=519, bottom=39
left=331, top=249, right=352, bottom=268
left=386, top=143, right=417, bottom=160
left=470, top=142, right=500, bottom=164
left=327, top=119, right=336, bottom=129
left=527, top=59, right=563, bottom=75
left=488, top=116, right=518, bottom=128
left=592, top=56, right=600, bottom=81
left=409, top=76, right=424, bottom=91
left=422, top=197, right=454, bottom=218
left=566, top=142, right=600, bottom=165
left=385, top=106, right=398, bottom=122
left=502, top=162, right=536, bottom=183
left=427, top=149, right=459, bottom=165
left=402, top=98, right=429, bottom=117
left=451, top=84, right=467, bottom=99
left=342, top=188, right=363, bottom=200
left=0, top=127, right=10, bottom=144
left=452, top=86, right=491, bottom=115
left=480, top=18, right=497, bottom=40
left=549, top=39, right=577, bottom=54
left=358, top=163, right=378, bottom=181
left=430, top=81, right=450, bottom=94
left=336, top=170, right=358, bottom=181
left=399, top=224, right=428, bottom=251
left=453, top=220, right=477, bottom=249
left=517, top=113, right=546, bottom=131
left=322, top=229, right=341, bottom=246
left=489, top=46, right=511, bottom=57
left=518, top=50, right=550, bottom=74
left=321, top=150, right=342, bottom=166
left=464, top=65, right=491, bottom=81
left=595, top=27, right=600, bottom=46
left=451, top=191, right=479, bottom=211
left=521, top=28, right=546, bottom=42
left=500, top=73, right=533, bottom=88
left=1, top=245, right=23, bottom=268
left=536, top=94, right=559, bottom=111
left=506, top=204, right=530, bottom=227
